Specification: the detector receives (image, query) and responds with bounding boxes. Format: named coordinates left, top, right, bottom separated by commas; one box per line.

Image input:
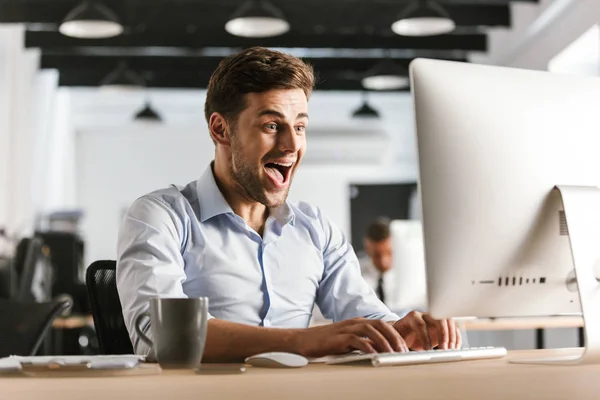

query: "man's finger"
left=411, top=314, right=432, bottom=350
left=447, top=319, right=457, bottom=349
left=347, top=335, right=377, bottom=354
left=349, top=324, right=393, bottom=353
left=456, top=326, right=463, bottom=349
left=424, top=314, right=448, bottom=350
left=371, top=320, right=406, bottom=352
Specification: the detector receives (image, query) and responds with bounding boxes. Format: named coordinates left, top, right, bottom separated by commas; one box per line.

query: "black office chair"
left=0, top=298, right=72, bottom=357
left=0, top=257, right=17, bottom=299
left=85, top=260, right=134, bottom=355
left=15, top=237, right=53, bottom=302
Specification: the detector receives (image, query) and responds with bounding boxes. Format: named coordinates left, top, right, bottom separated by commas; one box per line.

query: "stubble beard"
left=229, top=136, right=290, bottom=208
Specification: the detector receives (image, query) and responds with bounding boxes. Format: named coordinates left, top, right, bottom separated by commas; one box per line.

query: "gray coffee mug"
left=135, top=297, right=209, bottom=369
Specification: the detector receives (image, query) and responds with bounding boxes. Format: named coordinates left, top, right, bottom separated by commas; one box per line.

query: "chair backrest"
left=0, top=298, right=72, bottom=357
left=0, top=257, right=17, bottom=300
left=16, top=237, right=53, bottom=302
left=85, top=260, right=133, bottom=355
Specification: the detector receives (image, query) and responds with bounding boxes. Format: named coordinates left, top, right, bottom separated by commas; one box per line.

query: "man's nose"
left=278, top=127, right=303, bottom=153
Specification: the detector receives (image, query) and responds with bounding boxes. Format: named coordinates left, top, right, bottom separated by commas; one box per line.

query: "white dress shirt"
left=359, top=255, right=411, bottom=318
left=116, top=164, right=400, bottom=356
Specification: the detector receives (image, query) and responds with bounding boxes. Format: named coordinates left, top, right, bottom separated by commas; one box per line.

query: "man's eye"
left=266, top=123, right=277, bottom=130
left=296, top=126, right=306, bottom=132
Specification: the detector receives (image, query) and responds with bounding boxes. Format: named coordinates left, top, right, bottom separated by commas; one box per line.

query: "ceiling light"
left=134, top=101, right=162, bottom=123
left=225, top=0, right=290, bottom=38
left=100, top=62, right=145, bottom=91
left=362, top=59, right=409, bottom=91
left=392, top=0, right=455, bottom=37
left=352, top=93, right=380, bottom=118
left=59, top=0, right=124, bottom=39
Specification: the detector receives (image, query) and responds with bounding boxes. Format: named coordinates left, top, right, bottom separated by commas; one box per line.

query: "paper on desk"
left=4, top=354, right=145, bottom=370
left=0, top=358, right=22, bottom=372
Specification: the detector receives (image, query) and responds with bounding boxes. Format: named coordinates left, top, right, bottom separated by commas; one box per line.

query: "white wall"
left=0, top=25, right=65, bottom=249
left=473, top=0, right=600, bottom=71
left=0, top=26, right=41, bottom=239
left=74, top=90, right=418, bottom=266
left=548, top=24, right=599, bottom=77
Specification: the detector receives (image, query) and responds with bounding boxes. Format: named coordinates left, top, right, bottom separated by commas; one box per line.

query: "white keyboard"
left=325, top=347, right=507, bottom=367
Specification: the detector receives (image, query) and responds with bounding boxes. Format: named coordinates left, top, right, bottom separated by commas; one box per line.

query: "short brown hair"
left=204, top=46, right=315, bottom=125
left=365, top=217, right=391, bottom=242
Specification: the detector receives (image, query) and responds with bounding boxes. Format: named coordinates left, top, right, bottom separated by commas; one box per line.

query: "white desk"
left=2, top=349, right=598, bottom=400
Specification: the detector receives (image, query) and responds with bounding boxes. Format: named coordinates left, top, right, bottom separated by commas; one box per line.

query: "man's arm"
left=315, top=210, right=400, bottom=323
left=204, top=320, right=295, bottom=362
left=205, top=318, right=407, bottom=361
left=314, top=209, right=461, bottom=351
left=116, top=196, right=192, bottom=357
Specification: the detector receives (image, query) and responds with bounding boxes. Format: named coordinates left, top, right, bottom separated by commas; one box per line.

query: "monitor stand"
left=510, top=185, right=600, bottom=365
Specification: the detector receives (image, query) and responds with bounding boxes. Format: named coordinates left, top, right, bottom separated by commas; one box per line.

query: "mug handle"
left=134, top=312, right=154, bottom=348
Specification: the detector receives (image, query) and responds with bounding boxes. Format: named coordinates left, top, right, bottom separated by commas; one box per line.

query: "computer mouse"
left=244, top=352, right=308, bottom=368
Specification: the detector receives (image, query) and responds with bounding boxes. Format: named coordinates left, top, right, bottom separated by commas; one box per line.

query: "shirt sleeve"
left=116, top=195, right=213, bottom=357
left=315, top=210, right=401, bottom=323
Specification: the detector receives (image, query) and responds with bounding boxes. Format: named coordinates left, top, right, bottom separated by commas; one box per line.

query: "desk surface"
left=3, top=348, right=598, bottom=400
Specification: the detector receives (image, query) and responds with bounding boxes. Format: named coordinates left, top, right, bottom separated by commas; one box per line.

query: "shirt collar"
left=270, top=201, right=296, bottom=227
left=196, top=163, right=296, bottom=226
left=196, top=164, right=235, bottom=223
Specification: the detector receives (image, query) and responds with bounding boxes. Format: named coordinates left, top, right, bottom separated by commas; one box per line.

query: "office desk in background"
left=3, top=349, right=599, bottom=400
left=309, top=315, right=583, bottom=330
left=311, top=316, right=585, bottom=349
left=462, top=316, right=584, bottom=349
left=49, top=314, right=95, bottom=355
left=461, top=316, right=583, bottom=331
left=52, top=314, right=94, bottom=329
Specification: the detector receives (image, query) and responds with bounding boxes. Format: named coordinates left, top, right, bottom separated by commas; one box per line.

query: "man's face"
left=364, top=238, right=393, bottom=273
left=228, top=88, right=308, bottom=208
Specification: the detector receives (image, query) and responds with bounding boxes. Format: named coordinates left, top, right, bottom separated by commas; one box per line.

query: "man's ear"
left=209, top=113, right=231, bottom=146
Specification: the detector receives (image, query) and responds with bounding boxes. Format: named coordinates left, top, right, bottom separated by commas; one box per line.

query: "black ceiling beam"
left=1, top=3, right=512, bottom=28
left=40, top=53, right=466, bottom=73
left=44, top=52, right=466, bottom=90
left=0, top=0, right=539, bottom=4
left=25, top=31, right=487, bottom=52
left=54, top=67, right=414, bottom=91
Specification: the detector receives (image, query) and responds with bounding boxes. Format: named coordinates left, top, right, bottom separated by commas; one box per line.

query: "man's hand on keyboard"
left=294, top=318, right=409, bottom=358
left=392, top=311, right=462, bottom=351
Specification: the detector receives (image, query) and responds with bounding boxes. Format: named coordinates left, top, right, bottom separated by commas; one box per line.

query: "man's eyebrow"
left=257, top=110, right=309, bottom=120
left=257, top=109, right=285, bottom=119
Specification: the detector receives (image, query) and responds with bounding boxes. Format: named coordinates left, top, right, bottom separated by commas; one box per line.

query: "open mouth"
left=264, top=161, right=293, bottom=187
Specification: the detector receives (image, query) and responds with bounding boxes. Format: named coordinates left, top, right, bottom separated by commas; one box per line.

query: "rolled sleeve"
left=116, top=196, right=213, bottom=357
left=315, top=211, right=400, bottom=323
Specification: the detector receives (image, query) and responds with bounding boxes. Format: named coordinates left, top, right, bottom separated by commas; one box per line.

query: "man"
left=359, top=218, right=394, bottom=307
left=116, top=47, right=461, bottom=363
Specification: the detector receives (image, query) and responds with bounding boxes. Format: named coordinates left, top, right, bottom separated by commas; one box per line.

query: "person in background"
left=116, top=47, right=461, bottom=363
left=359, top=218, right=394, bottom=307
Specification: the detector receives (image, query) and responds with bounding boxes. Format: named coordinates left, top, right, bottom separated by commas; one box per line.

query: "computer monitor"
left=389, top=220, right=427, bottom=312
left=410, top=58, right=600, bottom=365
